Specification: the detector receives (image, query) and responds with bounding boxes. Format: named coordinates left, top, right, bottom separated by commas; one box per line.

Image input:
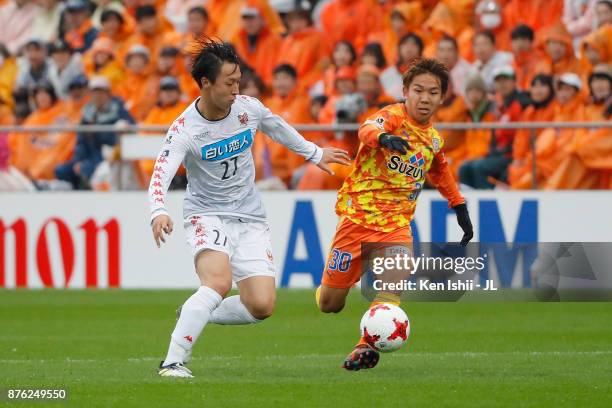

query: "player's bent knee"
left=318, top=297, right=345, bottom=313
left=245, top=298, right=275, bottom=320
left=205, top=280, right=232, bottom=297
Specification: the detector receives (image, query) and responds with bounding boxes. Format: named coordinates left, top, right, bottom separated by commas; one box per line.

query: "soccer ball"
left=360, top=304, right=410, bottom=353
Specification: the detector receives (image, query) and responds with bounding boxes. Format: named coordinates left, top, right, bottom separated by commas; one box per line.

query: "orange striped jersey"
left=336, top=103, right=465, bottom=232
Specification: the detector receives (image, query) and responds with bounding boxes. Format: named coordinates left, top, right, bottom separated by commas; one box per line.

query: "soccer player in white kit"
left=151, top=40, right=351, bottom=378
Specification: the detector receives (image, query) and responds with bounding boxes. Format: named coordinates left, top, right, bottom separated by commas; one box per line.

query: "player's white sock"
left=209, top=295, right=261, bottom=325
left=163, top=286, right=222, bottom=366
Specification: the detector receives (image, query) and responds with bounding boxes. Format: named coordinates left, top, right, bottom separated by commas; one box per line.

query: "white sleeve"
left=255, top=98, right=323, bottom=164
left=148, top=126, right=189, bottom=222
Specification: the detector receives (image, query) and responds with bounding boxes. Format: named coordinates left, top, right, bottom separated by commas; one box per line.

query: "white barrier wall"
left=1, top=191, right=612, bottom=289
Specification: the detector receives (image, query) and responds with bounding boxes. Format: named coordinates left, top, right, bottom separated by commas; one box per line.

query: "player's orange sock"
left=356, top=293, right=402, bottom=347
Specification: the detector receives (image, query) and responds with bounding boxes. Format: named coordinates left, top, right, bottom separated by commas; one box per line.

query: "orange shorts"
left=322, top=217, right=413, bottom=289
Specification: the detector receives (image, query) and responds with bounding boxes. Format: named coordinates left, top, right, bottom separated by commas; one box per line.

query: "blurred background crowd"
left=0, top=0, right=610, bottom=192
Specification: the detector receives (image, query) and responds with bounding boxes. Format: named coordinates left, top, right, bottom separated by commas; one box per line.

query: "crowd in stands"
left=0, top=0, right=610, bottom=191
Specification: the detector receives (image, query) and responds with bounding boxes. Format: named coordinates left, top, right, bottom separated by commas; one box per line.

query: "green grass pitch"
left=1, top=290, right=611, bottom=407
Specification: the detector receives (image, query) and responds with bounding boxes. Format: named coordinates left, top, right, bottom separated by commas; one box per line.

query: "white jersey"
left=148, top=95, right=323, bottom=222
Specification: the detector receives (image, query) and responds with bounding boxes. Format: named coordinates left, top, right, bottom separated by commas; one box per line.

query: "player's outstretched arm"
left=316, top=147, right=352, bottom=175
left=429, top=151, right=474, bottom=246
left=148, top=118, right=188, bottom=247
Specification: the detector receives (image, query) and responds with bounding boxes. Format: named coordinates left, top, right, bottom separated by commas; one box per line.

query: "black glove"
left=453, top=203, right=473, bottom=247
left=378, top=133, right=410, bottom=154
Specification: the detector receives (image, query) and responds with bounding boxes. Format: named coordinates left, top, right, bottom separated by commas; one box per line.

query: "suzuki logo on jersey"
left=387, top=154, right=424, bottom=180
left=201, top=129, right=253, bottom=161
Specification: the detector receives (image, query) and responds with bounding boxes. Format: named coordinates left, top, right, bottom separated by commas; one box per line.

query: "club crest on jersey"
left=432, top=137, right=440, bottom=153
left=387, top=154, right=424, bottom=180
left=201, top=129, right=253, bottom=161
left=238, top=112, right=249, bottom=126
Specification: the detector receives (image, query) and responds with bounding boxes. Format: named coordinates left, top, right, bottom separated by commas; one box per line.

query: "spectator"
left=155, top=46, right=198, bottom=102
left=360, top=42, right=387, bottom=70
left=160, top=0, right=200, bottom=33
left=64, top=73, right=89, bottom=120
left=585, top=64, right=612, bottom=119
left=9, top=81, right=76, bottom=181
left=524, top=73, right=587, bottom=189
left=0, top=0, right=39, bottom=55
left=469, top=30, right=514, bottom=92
left=55, top=76, right=134, bottom=189
left=459, top=66, right=529, bottom=189
left=98, top=7, right=133, bottom=46
left=322, top=41, right=357, bottom=97
left=436, top=35, right=472, bottom=97
left=511, top=24, right=550, bottom=91
left=539, top=23, right=585, bottom=78
left=124, top=5, right=179, bottom=67
left=318, top=66, right=358, bottom=124
left=48, top=39, right=84, bottom=99
left=423, top=0, right=475, bottom=62
left=355, top=64, right=395, bottom=124
left=0, top=43, right=17, bottom=108
left=139, top=76, right=188, bottom=186
left=179, top=6, right=213, bottom=50
left=276, top=2, right=331, bottom=92
left=581, top=25, right=612, bottom=77
left=264, top=63, right=312, bottom=186
left=595, top=0, right=612, bottom=27
left=546, top=67, right=611, bottom=189
left=381, top=32, right=423, bottom=101
left=232, top=5, right=281, bottom=86
left=432, top=77, right=469, bottom=179
left=116, top=44, right=158, bottom=121
left=31, top=0, right=63, bottom=43
left=367, top=2, right=425, bottom=67
left=83, top=37, right=124, bottom=90
left=14, top=39, right=54, bottom=96
left=463, top=76, right=497, bottom=160
left=503, top=0, right=563, bottom=36
left=563, top=0, right=597, bottom=49
left=92, top=0, right=126, bottom=29
left=319, top=0, right=376, bottom=52
left=62, top=0, right=99, bottom=53
left=509, top=74, right=557, bottom=188
left=206, top=0, right=284, bottom=42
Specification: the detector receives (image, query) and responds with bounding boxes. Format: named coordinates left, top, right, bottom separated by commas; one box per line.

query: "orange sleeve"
left=428, top=151, right=465, bottom=208
left=358, top=107, right=401, bottom=148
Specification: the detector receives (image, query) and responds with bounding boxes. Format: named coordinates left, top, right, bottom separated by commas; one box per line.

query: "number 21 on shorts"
left=327, top=248, right=352, bottom=272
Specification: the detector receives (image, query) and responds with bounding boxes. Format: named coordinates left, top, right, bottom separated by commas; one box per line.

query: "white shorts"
left=184, top=215, right=276, bottom=282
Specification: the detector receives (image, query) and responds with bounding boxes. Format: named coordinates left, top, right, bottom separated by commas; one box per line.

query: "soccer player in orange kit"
left=316, top=58, right=474, bottom=371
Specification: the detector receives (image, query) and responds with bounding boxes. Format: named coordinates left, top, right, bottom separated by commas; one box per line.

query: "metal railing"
left=1, top=122, right=610, bottom=190
left=0, top=121, right=610, bottom=133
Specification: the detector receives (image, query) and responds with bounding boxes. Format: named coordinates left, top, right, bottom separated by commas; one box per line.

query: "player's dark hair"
left=399, top=32, right=424, bottom=55
left=191, top=38, right=240, bottom=87
left=135, top=5, right=156, bottom=22
left=511, top=24, right=534, bottom=41
left=475, top=30, right=496, bottom=45
left=188, top=6, right=209, bottom=20
left=402, top=58, right=449, bottom=96
left=273, top=63, right=298, bottom=80
left=361, top=42, right=387, bottom=69
left=438, top=35, right=458, bottom=52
